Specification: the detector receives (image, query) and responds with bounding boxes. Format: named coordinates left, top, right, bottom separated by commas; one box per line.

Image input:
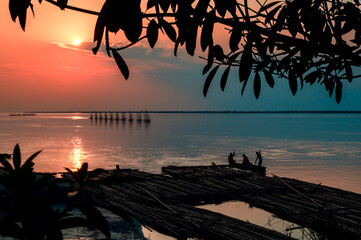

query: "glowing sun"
left=73, top=38, right=81, bottom=46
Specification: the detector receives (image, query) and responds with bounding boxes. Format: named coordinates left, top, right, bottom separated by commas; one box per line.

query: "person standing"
left=228, top=151, right=236, bottom=165
left=255, top=150, right=263, bottom=166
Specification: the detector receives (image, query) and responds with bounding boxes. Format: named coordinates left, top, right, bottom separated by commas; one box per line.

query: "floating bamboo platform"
left=85, top=165, right=361, bottom=239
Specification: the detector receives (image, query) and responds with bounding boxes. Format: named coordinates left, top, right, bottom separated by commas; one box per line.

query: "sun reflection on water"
left=70, top=136, right=86, bottom=170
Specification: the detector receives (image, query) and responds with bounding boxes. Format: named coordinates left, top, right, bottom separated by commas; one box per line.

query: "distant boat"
left=95, top=112, right=98, bottom=120
left=99, top=112, right=103, bottom=120
left=109, top=112, right=113, bottom=121
left=128, top=113, right=133, bottom=121
left=9, top=113, right=36, bottom=117
left=162, top=163, right=266, bottom=175
left=90, top=113, right=93, bottom=120
left=137, top=113, right=142, bottom=122
left=115, top=112, right=120, bottom=121
left=104, top=112, right=108, bottom=120
left=144, top=111, right=151, bottom=122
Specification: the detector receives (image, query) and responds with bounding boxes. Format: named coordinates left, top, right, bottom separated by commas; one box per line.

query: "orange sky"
left=1, top=0, right=360, bottom=112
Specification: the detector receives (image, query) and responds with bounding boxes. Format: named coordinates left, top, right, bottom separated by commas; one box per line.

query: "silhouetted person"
left=242, top=154, right=250, bottom=165
left=255, top=150, right=263, bottom=166
left=228, top=151, right=236, bottom=165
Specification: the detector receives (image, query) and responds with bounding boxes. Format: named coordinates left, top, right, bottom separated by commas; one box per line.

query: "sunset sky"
left=1, top=0, right=361, bottom=112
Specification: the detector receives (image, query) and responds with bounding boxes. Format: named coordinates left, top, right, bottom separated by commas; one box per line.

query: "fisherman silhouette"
left=242, top=154, right=250, bottom=165
left=228, top=151, right=236, bottom=166
left=255, top=150, right=263, bottom=166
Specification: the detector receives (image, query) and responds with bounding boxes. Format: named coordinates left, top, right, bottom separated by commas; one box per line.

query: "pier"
left=89, top=112, right=151, bottom=122
left=84, top=166, right=361, bottom=240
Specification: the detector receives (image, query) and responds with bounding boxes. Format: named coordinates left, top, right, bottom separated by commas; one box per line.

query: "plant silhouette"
left=9, top=0, right=361, bottom=103
left=0, top=144, right=110, bottom=239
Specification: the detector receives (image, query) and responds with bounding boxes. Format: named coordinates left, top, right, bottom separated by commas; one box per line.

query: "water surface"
left=0, top=112, right=360, bottom=193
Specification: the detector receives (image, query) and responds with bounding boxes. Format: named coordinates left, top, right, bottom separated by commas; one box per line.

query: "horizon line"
left=12, top=110, right=361, bottom=114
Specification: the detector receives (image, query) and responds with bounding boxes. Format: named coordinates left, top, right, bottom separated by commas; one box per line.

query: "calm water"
left=0, top=112, right=360, bottom=194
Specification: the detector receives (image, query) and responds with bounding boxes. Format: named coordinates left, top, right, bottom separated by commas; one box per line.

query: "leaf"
left=328, top=79, right=335, bottom=98
left=200, top=10, right=215, bottom=51
left=194, top=0, right=210, bottom=23
left=78, top=162, right=88, bottom=183
left=92, top=2, right=107, bottom=55
left=174, top=39, right=180, bottom=56
left=258, top=1, right=281, bottom=13
left=147, top=0, right=157, bottom=9
left=185, top=25, right=197, bottom=56
left=105, top=29, right=110, bottom=57
left=266, top=5, right=283, bottom=23
left=273, top=6, right=287, bottom=31
left=203, top=65, right=220, bottom=97
left=159, top=18, right=176, bottom=42
left=229, top=24, right=242, bottom=52
left=220, top=66, right=231, bottom=91
left=0, top=155, right=13, bottom=173
left=111, top=49, right=129, bottom=80
left=203, top=46, right=214, bottom=75
left=335, top=80, right=342, bottom=104
left=13, top=144, right=21, bottom=171
left=263, top=69, right=274, bottom=88
left=345, top=62, right=353, bottom=83
left=254, top=72, right=261, bottom=99
left=147, top=19, right=158, bottom=48
left=122, top=1, right=143, bottom=43
left=288, top=68, right=297, bottom=95
left=18, top=8, right=27, bottom=31
left=213, top=45, right=225, bottom=61
left=305, top=71, right=319, bottom=85
left=9, top=0, right=19, bottom=22
left=227, top=51, right=241, bottom=64
left=159, top=0, right=170, bottom=12
left=239, top=40, right=253, bottom=83
left=65, top=168, right=78, bottom=181
left=214, top=0, right=227, bottom=17
left=29, top=3, right=35, bottom=17
left=21, top=150, right=41, bottom=174
left=288, top=10, right=301, bottom=38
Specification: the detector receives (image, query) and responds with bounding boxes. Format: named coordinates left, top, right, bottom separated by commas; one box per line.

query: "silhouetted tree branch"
left=9, top=0, right=361, bottom=103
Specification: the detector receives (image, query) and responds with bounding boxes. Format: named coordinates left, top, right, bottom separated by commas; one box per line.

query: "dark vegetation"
left=8, top=0, right=361, bottom=103
left=0, top=144, right=110, bottom=239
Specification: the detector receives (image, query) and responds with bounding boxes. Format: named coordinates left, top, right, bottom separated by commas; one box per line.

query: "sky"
left=1, top=0, right=361, bottom=112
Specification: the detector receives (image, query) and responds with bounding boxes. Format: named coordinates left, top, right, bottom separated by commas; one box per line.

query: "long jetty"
left=85, top=166, right=361, bottom=240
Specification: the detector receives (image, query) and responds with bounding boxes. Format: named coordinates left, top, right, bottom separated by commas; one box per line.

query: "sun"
left=73, top=38, right=81, bottom=46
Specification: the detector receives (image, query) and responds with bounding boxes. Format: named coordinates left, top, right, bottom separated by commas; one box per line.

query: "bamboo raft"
left=85, top=166, right=361, bottom=239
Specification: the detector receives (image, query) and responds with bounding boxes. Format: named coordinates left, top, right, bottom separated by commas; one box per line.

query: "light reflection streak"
left=70, top=136, right=86, bottom=170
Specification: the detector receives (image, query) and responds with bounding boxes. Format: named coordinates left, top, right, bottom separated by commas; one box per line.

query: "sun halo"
left=73, top=38, right=81, bottom=46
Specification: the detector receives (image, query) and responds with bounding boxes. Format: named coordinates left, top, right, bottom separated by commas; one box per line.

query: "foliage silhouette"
left=9, top=0, right=361, bottom=103
left=0, top=144, right=110, bottom=239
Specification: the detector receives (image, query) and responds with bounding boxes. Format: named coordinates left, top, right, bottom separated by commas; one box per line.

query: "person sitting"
left=228, top=151, right=236, bottom=166
left=255, top=150, right=263, bottom=166
left=242, top=154, right=250, bottom=165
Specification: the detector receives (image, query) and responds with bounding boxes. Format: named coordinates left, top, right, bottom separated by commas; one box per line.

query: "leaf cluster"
left=9, top=0, right=361, bottom=103
left=0, top=144, right=110, bottom=240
